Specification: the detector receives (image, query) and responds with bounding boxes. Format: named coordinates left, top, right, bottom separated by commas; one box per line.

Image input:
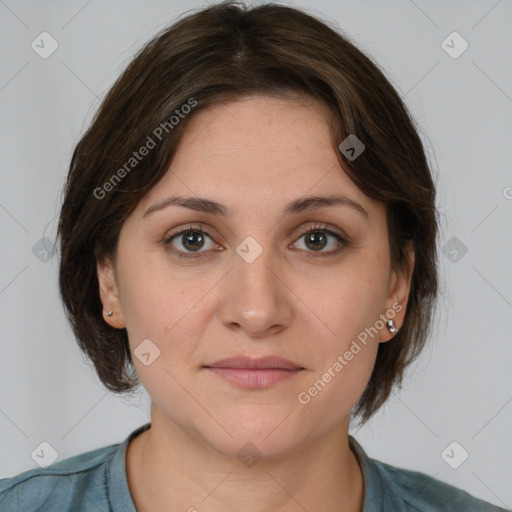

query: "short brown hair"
left=57, top=1, right=438, bottom=424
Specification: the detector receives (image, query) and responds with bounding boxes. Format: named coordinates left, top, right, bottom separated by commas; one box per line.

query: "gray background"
left=1, top=0, right=511, bottom=508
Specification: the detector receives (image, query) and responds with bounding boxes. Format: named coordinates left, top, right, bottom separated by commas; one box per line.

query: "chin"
left=208, top=431, right=302, bottom=464
left=194, top=408, right=315, bottom=462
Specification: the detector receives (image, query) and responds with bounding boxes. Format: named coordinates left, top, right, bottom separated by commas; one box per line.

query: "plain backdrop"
left=0, top=0, right=511, bottom=509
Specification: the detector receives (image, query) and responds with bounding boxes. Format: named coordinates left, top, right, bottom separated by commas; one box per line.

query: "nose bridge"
left=236, top=236, right=275, bottom=294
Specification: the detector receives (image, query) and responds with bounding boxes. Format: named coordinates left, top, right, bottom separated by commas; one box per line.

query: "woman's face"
left=98, top=94, right=413, bottom=458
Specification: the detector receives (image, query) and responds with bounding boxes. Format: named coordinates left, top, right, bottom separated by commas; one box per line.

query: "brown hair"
left=57, top=1, right=438, bottom=425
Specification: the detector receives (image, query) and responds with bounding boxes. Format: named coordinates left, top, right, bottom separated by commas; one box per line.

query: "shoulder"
left=377, top=459, right=508, bottom=511
left=0, top=443, right=119, bottom=512
left=349, top=436, right=510, bottom=512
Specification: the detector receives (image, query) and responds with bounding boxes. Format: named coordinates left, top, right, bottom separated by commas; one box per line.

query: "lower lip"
left=204, top=367, right=303, bottom=389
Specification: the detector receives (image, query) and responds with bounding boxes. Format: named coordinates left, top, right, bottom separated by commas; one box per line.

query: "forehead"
left=173, top=94, right=335, bottom=173
left=136, top=94, right=380, bottom=218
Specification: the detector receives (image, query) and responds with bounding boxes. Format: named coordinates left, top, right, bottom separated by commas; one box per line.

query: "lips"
left=204, top=355, right=304, bottom=371
left=203, top=355, right=305, bottom=389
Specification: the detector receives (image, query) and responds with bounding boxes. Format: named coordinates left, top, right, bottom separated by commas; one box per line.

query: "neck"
left=126, top=408, right=364, bottom=512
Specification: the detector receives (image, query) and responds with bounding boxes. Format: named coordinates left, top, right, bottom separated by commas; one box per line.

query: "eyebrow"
left=142, top=193, right=369, bottom=219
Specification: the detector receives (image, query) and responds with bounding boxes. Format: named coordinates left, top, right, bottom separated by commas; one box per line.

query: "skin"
left=97, top=94, right=414, bottom=512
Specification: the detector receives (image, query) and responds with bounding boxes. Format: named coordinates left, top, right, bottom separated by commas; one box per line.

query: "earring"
left=386, top=319, right=397, bottom=333
left=105, top=311, right=113, bottom=317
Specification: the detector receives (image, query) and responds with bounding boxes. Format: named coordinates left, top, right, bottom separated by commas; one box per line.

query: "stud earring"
left=105, top=311, right=113, bottom=317
left=386, top=319, right=397, bottom=333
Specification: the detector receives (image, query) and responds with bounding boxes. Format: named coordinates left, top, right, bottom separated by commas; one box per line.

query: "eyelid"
left=293, top=222, right=349, bottom=241
left=162, top=222, right=220, bottom=246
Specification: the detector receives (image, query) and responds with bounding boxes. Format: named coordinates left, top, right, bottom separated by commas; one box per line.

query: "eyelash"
left=162, top=223, right=348, bottom=260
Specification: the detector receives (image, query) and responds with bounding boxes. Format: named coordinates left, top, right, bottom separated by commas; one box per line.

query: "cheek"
left=295, top=251, right=390, bottom=346
left=291, top=252, right=389, bottom=409
left=118, top=266, right=205, bottom=422
left=117, top=244, right=192, bottom=337
left=115, top=252, right=225, bottom=436
left=294, top=285, right=382, bottom=424
left=117, top=248, right=218, bottom=382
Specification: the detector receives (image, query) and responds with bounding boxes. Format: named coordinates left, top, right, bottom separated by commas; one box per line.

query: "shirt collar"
left=110, top=422, right=151, bottom=512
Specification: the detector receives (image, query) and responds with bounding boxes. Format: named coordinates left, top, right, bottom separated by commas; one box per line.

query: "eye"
left=162, top=223, right=348, bottom=260
left=290, top=224, right=347, bottom=258
left=163, top=224, right=222, bottom=259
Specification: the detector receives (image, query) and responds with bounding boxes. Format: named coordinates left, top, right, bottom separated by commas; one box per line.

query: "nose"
left=218, top=241, right=293, bottom=338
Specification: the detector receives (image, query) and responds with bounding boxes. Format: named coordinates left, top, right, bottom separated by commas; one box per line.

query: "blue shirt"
left=0, top=422, right=509, bottom=511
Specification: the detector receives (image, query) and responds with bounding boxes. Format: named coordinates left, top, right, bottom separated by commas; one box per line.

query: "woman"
left=0, top=2, right=507, bottom=511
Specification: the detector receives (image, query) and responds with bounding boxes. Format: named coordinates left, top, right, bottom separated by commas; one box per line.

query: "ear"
left=97, top=257, right=126, bottom=329
left=379, top=241, right=415, bottom=342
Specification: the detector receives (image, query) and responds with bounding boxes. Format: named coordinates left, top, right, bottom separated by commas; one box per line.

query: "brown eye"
left=303, top=230, right=329, bottom=251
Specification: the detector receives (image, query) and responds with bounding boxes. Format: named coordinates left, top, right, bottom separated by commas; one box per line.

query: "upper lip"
left=204, top=355, right=304, bottom=370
